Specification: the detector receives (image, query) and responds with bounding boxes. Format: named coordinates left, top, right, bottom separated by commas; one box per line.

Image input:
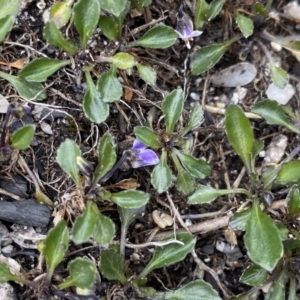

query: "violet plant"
left=187, top=103, right=300, bottom=298
left=134, top=88, right=211, bottom=195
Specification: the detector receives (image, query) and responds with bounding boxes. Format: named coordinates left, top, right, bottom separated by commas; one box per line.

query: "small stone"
left=266, top=83, right=295, bottom=105
left=211, top=62, right=257, bottom=87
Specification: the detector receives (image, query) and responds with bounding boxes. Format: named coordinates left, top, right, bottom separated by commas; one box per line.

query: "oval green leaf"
left=98, top=16, right=119, bottom=41
left=240, top=264, right=268, bottom=286
left=111, top=190, right=150, bottom=209
left=43, top=20, right=78, bottom=55
left=83, top=72, right=109, bottom=124
left=235, top=11, right=254, bottom=38
left=11, top=124, right=35, bottom=150
left=0, top=15, right=15, bottom=42
left=134, top=126, right=162, bottom=149
left=97, top=69, right=123, bottom=102
left=0, top=71, right=46, bottom=100
left=73, top=0, right=100, bottom=49
left=136, top=63, right=157, bottom=85
left=0, top=0, right=19, bottom=19
left=19, top=58, right=70, bottom=82
left=244, top=201, right=283, bottom=272
left=174, top=150, right=211, bottom=179
left=0, top=262, right=22, bottom=284
left=140, top=232, right=196, bottom=278
left=225, top=105, right=254, bottom=172
left=99, top=0, right=127, bottom=16
left=59, top=257, right=96, bottom=289
left=136, top=24, right=178, bottom=49
left=270, top=65, right=288, bottom=89
left=251, top=99, right=300, bottom=134
left=195, top=0, right=209, bottom=29
left=277, top=160, right=300, bottom=184
left=100, top=249, right=127, bottom=284
left=42, top=220, right=69, bottom=279
left=229, top=208, right=252, bottom=231
left=50, top=0, right=73, bottom=28
left=176, top=165, right=195, bottom=195
left=110, top=52, right=136, bottom=69
left=93, top=211, right=115, bottom=245
left=288, top=185, right=300, bottom=217
left=154, top=279, right=221, bottom=300
left=56, top=139, right=81, bottom=187
left=162, top=89, right=184, bottom=135
left=72, top=201, right=98, bottom=244
left=151, top=149, right=172, bottom=194
left=93, top=132, right=117, bottom=182
left=207, top=0, right=226, bottom=21
left=191, top=42, right=230, bottom=75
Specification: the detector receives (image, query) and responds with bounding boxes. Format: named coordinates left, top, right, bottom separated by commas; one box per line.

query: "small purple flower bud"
left=175, top=11, right=203, bottom=49
left=130, top=139, right=159, bottom=168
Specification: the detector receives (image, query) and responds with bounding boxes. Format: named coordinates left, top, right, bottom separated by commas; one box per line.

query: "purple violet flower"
left=130, top=139, right=159, bottom=168
left=175, top=11, right=202, bottom=49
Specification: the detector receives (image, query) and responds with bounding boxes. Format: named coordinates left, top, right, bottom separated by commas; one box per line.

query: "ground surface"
left=0, top=0, right=300, bottom=299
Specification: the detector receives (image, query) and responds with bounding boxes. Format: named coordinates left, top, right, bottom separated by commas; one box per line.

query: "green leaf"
left=93, top=132, right=117, bottom=182
left=140, top=232, right=196, bottom=278
left=206, top=0, right=226, bottom=21
left=0, top=262, right=22, bottom=284
left=93, top=211, right=115, bottom=245
left=195, top=0, right=209, bottom=29
left=191, top=39, right=236, bottom=75
left=0, top=15, right=15, bottom=42
left=251, top=100, right=300, bottom=134
left=240, top=264, right=268, bottom=286
left=250, top=139, right=264, bottom=162
left=19, top=58, right=70, bottom=82
left=266, top=274, right=286, bottom=300
left=277, top=161, right=300, bottom=184
left=72, top=201, right=98, bottom=244
left=50, top=0, right=73, bottom=28
left=151, top=149, right=172, bottom=193
left=261, top=165, right=280, bottom=190
left=99, top=0, right=127, bottom=16
left=134, top=126, right=162, bottom=149
left=42, top=220, right=69, bottom=281
left=188, top=185, right=236, bottom=204
left=288, top=185, right=300, bottom=217
left=73, top=0, right=100, bottom=49
left=111, top=190, right=150, bottom=209
left=244, top=201, right=283, bottom=272
left=110, top=52, right=136, bottom=69
left=97, top=68, right=123, bottom=102
left=176, top=165, right=195, bottom=195
left=11, top=124, right=35, bottom=150
left=235, top=11, right=254, bottom=38
left=136, top=25, right=178, bottom=49
left=185, top=102, right=204, bottom=132
left=174, top=150, right=211, bottom=179
left=43, top=20, right=78, bottom=54
left=58, top=258, right=96, bottom=289
left=153, top=279, right=221, bottom=300
left=0, top=71, right=46, bottom=100
left=0, top=0, right=19, bottom=19
left=162, top=89, right=184, bottom=135
left=254, top=3, right=268, bottom=18
left=56, top=139, right=82, bottom=187
left=98, top=16, right=119, bottom=41
left=100, top=249, right=127, bottom=284
left=229, top=209, right=252, bottom=231
left=136, top=63, right=157, bottom=84
left=270, top=65, right=288, bottom=89
left=225, top=105, right=254, bottom=172
left=83, top=71, right=109, bottom=124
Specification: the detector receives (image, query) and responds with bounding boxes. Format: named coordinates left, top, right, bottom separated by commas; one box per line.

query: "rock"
left=266, top=83, right=295, bottom=105
left=0, top=283, right=17, bottom=300
left=211, top=62, right=257, bottom=87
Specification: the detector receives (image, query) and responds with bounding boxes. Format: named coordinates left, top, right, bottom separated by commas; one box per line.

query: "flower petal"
left=132, top=139, right=147, bottom=151
left=188, top=31, right=203, bottom=38
left=131, top=149, right=159, bottom=168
